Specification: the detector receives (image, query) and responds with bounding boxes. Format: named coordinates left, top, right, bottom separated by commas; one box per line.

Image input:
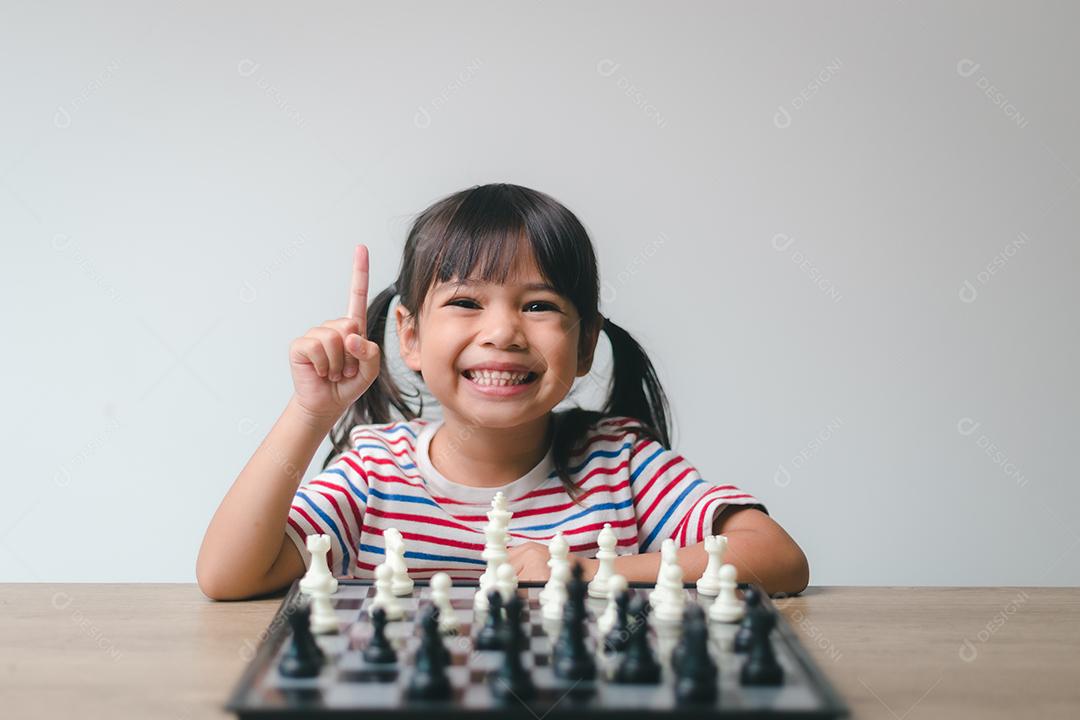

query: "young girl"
left=197, top=183, right=809, bottom=601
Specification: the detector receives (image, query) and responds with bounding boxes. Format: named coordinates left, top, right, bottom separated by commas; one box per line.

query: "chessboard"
left=225, top=579, right=849, bottom=719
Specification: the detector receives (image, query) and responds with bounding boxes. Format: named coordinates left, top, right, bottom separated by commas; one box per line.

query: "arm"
left=577, top=507, right=809, bottom=596
left=195, top=397, right=332, bottom=600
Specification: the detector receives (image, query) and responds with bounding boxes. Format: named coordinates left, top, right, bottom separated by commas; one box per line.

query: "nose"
left=478, top=304, right=527, bottom=349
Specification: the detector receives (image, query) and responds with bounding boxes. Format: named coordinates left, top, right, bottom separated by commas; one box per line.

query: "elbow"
left=775, top=542, right=810, bottom=596
left=196, top=557, right=251, bottom=602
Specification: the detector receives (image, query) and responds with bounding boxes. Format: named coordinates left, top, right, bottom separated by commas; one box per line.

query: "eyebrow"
left=442, top=279, right=560, bottom=293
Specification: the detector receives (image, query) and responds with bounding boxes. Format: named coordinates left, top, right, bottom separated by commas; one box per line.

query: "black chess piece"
left=553, top=562, right=597, bottom=682
left=739, top=601, right=784, bottom=686
left=613, top=595, right=660, bottom=684
left=733, top=587, right=762, bottom=653
left=475, top=590, right=504, bottom=650
left=422, top=604, right=452, bottom=666
left=674, top=606, right=717, bottom=704
left=670, top=604, right=706, bottom=673
left=362, top=606, right=398, bottom=664
left=490, top=594, right=536, bottom=702
left=603, top=587, right=632, bottom=654
left=406, top=603, right=452, bottom=700
left=279, top=600, right=325, bottom=678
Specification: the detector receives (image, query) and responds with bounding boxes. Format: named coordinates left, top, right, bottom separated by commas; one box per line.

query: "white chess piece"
left=649, top=539, right=679, bottom=607
left=696, top=534, right=728, bottom=596
left=588, top=523, right=618, bottom=599
left=597, top=574, right=628, bottom=635
left=653, top=562, right=686, bottom=623
left=496, top=562, right=519, bottom=601
left=708, top=563, right=745, bottom=623
left=489, top=491, right=512, bottom=527
left=539, top=532, right=570, bottom=606
left=299, top=534, right=338, bottom=596
left=383, top=528, right=414, bottom=596
left=308, top=588, right=339, bottom=634
left=430, top=572, right=458, bottom=634
left=477, top=495, right=512, bottom=596
left=541, top=562, right=570, bottom=622
left=369, top=562, right=404, bottom=620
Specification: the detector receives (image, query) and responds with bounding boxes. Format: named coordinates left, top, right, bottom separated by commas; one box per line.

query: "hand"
left=508, top=541, right=598, bottom=582
left=288, top=244, right=382, bottom=424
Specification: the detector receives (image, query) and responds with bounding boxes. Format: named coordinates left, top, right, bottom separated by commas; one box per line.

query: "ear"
left=395, top=303, right=422, bottom=372
left=575, top=319, right=602, bottom=377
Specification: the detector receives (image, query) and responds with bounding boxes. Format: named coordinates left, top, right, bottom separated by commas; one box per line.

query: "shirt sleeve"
left=284, top=448, right=370, bottom=578
left=625, top=427, right=766, bottom=551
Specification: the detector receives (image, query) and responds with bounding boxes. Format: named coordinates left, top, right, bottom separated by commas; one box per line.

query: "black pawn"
left=674, top=606, right=717, bottom=704
left=739, top=603, right=784, bottom=686
left=670, top=604, right=706, bottom=674
left=553, top=562, right=596, bottom=681
left=279, top=600, right=325, bottom=678
left=613, top=595, right=660, bottom=684
left=475, top=590, right=504, bottom=650
left=363, top=606, right=398, bottom=664
left=407, top=604, right=452, bottom=700
left=491, top=594, right=535, bottom=701
left=734, top=587, right=762, bottom=653
left=424, top=604, right=452, bottom=666
left=603, top=587, right=632, bottom=654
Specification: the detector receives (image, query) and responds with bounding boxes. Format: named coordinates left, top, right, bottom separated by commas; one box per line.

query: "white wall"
left=2, top=0, right=1077, bottom=585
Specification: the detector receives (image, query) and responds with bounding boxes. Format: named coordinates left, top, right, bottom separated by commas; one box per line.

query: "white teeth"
left=465, top=369, right=532, bottom=386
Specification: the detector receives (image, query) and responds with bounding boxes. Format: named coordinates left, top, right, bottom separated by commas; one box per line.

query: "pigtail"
left=320, top=282, right=423, bottom=471
left=550, top=316, right=672, bottom=497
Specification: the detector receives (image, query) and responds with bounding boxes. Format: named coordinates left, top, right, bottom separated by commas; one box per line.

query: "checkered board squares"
left=225, top=580, right=849, bottom=719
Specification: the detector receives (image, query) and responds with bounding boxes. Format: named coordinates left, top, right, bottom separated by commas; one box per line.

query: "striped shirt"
left=285, top=413, right=766, bottom=580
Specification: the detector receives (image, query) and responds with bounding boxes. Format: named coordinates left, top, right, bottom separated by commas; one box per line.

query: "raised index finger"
left=346, top=244, right=369, bottom=336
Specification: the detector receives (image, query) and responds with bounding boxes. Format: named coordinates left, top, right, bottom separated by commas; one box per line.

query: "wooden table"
left=1, top=585, right=1076, bottom=719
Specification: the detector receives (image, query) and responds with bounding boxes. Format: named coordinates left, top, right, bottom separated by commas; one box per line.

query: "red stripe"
left=365, top=506, right=480, bottom=535
left=352, top=430, right=416, bottom=450
left=292, top=506, right=326, bottom=537
left=361, top=524, right=485, bottom=552
left=632, top=454, right=684, bottom=513
left=637, top=466, right=696, bottom=530
left=310, top=488, right=358, bottom=552
left=310, top=479, right=364, bottom=532
left=454, top=479, right=631, bottom=523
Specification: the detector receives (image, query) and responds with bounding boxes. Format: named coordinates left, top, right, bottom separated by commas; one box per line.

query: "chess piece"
left=406, top=604, right=452, bottom=700
left=670, top=604, right=706, bottom=674
left=430, top=572, right=459, bottom=634
left=475, top=590, right=504, bottom=651
left=588, top=523, right=618, bottom=598
left=496, top=561, right=518, bottom=601
left=541, top=562, right=570, bottom=622
left=383, top=528, right=414, bottom=596
left=363, top=606, right=397, bottom=664
left=478, top=494, right=512, bottom=599
left=369, top=562, right=404, bottom=621
left=674, top=605, right=717, bottom=704
left=299, top=534, right=338, bottom=596
left=598, top=574, right=628, bottom=635
left=553, top=563, right=596, bottom=681
left=653, top=562, right=686, bottom=623
left=490, top=594, right=535, bottom=702
left=695, top=534, right=727, bottom=596
left=708, top=564, right=745, bottom=623
left=539, top=532, right=570, bottom=606
left=309, top=587, right=339, bottom=634
left=613, top=595, right=660, bottom=683
left=603, top=585, right=633, bottom=654
left=734, top=587, right=762, bottom=653
left=279, top=600, right=325, bottom=678
left=649, top=539, right=678, bottom=607
left=739, top=602, right=784, bottom=686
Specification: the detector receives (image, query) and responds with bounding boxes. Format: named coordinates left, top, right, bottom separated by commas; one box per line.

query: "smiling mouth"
left=461, top=369, right=540, bottom=387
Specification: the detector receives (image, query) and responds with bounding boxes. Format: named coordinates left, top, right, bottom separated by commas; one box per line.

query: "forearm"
left=196, top=395, right=334, bottom=597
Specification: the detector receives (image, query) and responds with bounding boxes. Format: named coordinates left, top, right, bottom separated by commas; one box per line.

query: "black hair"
left=321, top=183, right=672, bottom=495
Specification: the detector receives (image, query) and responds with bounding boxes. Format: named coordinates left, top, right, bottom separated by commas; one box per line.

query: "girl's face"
left=396, top=254, right=599, bottom=429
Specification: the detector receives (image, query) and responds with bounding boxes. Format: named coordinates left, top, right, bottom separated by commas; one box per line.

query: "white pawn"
left=653, top=562, right=686, bottom=623
left=708, top=563, right=745, bottom=623
left=299, top=534, right=338, bottom=596
left=541, top=562, right=570, bottom=622
left=597, top=574, right=628, bottom=635
left=649, top=539, right=678, bottom=607
left=369, top=562, right=403, bottom=620
left=588, top=523, right=618, bottom=599
left=430, top=572, right=458, bottom=634
left=696, top=534, right=728, bottom=596
left=309, top=588, right=339, bottom=634
left=496, top=561, right=519, bottom=601
left=539, top=532, right=569, bottom=606
left=383, top=528, right=414, bottom=596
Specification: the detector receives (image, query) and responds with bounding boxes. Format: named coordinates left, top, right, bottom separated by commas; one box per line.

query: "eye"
left=525, top=301, right=560, bottom=312
left=447, top=297, right=480, bottom=309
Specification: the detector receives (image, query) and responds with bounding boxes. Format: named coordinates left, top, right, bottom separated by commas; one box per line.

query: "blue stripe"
left=567, top=442, right=633, bottom=475
left=325, top=468, right=368, bottom=504
left=511, top=498, right=634, bottom=532
left=297, top=491, right=351, bottom=575
left=359, top=544, right=485, bottom=566
left=630, top=446, right=664, bottom=485
left=641, top=478, right=704, bottom=551
left=368, top=487, right=440, bottom=506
